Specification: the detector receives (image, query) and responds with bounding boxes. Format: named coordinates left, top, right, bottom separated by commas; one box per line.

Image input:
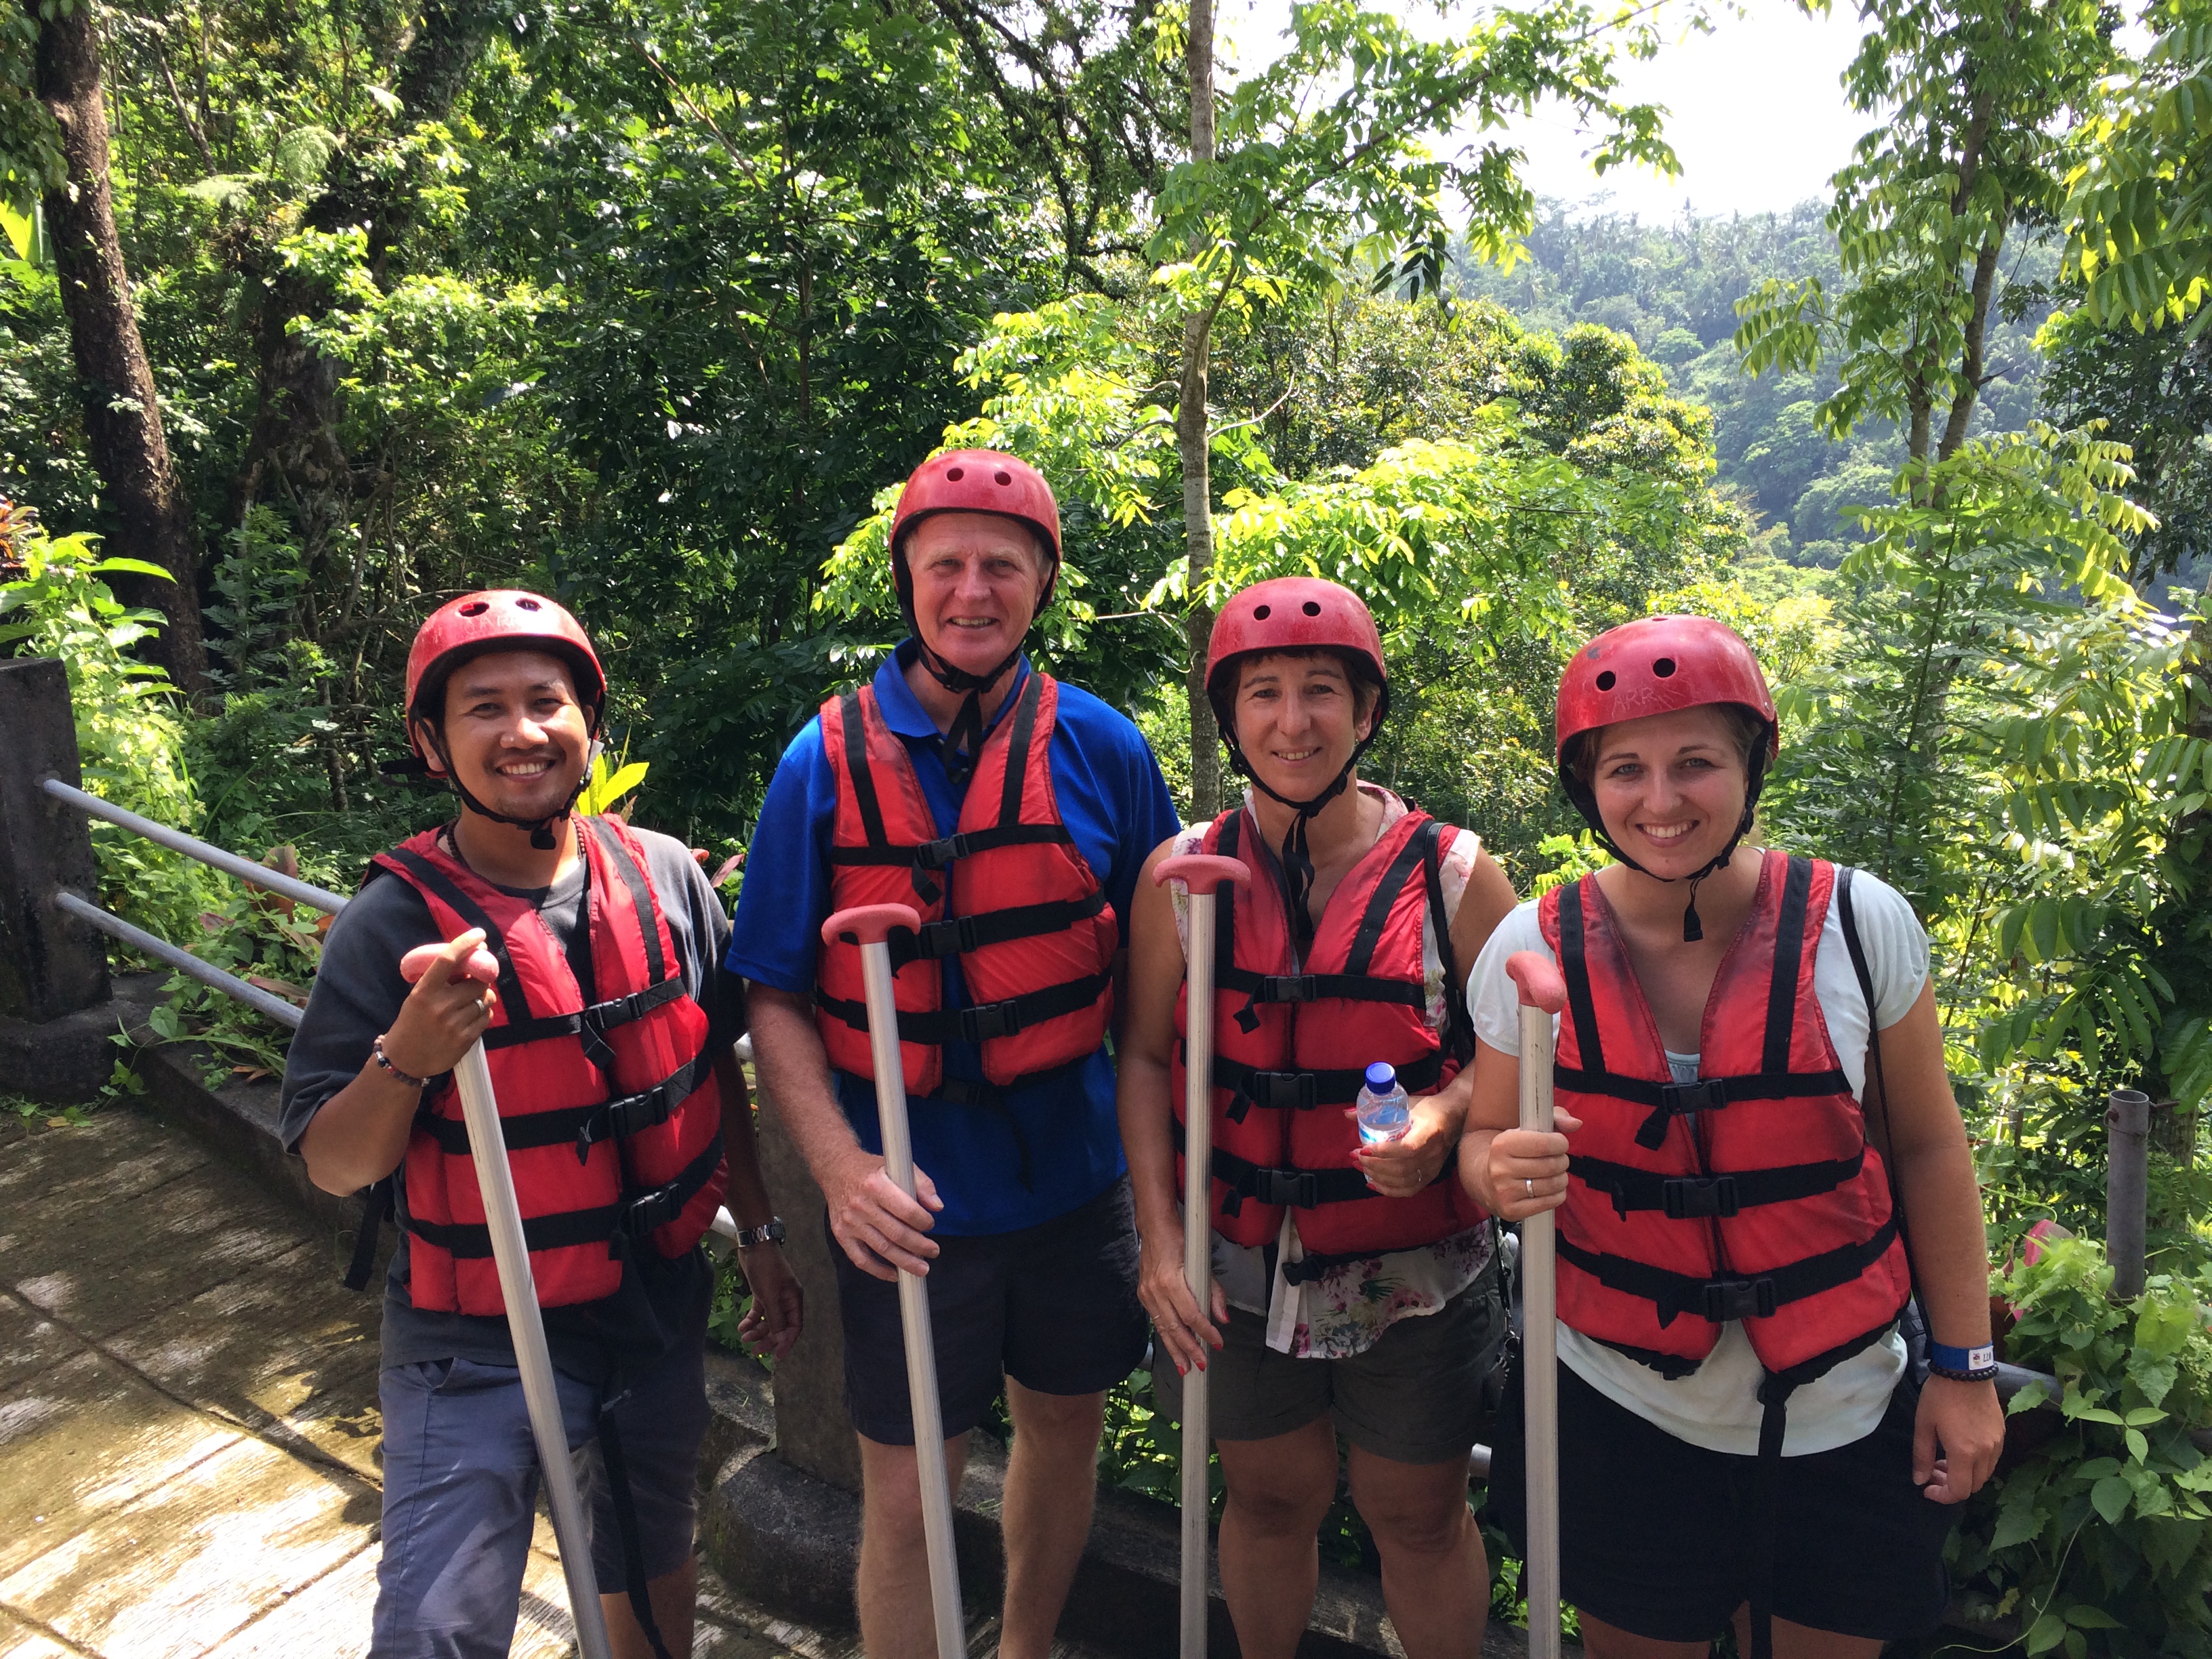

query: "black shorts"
left=1488, top=1357, right=1956, bottom=1641
left=832, top=1174, right=1147, bottom=1443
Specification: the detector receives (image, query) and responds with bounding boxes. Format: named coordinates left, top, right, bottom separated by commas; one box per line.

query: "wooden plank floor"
left=0, top=1107, right=1037, bottom=1658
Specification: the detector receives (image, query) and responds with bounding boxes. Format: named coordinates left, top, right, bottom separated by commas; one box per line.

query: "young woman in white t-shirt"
left=1457, top=615, right=2004, bottom=1659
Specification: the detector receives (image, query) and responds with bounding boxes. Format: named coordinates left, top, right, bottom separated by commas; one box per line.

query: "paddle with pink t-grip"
left=398, top=937, right=615, bottom=1659
left=819, top=901, right=963, bottom=1659
left=1507, top=949, right=1569, bottom=1659
left=1151, top=853, right=1250, bottom=1659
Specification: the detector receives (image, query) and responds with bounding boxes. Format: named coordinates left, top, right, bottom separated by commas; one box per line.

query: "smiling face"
left=419, top=648, right=594, bottom=823
left=1586, top=704, right=1755, bottom=876
left=904, top=512, right=1050, bottom=678
left=1231, top=651, right=1377, bottom=799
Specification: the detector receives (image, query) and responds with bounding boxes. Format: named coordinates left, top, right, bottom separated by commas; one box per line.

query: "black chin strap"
left=1224, top=720, right=1379, bottom=955
left=914, top=636, right=1021, bottom=788
left=424, top=731, right=592, bottom=851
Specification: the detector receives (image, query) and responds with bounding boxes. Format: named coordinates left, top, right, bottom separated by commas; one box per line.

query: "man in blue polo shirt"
left=733, top=450, right=1180, bottom=1659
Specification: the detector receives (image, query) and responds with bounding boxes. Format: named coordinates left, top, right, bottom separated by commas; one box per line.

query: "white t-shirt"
left=1467, top=864, right=1928, bottom=1455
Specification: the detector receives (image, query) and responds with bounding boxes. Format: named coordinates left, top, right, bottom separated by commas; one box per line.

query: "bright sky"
left=1214, top=0, right=1875, bottom=224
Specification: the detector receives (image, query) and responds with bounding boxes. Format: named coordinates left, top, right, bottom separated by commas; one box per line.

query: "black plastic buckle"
left=960, top=999, right=1024, bottom=1042
left=915, top=832, right=976, bottom=871
left=1250, top=1070, right=1318, bottom=1111
left=914, top=915, right=977, bottom=958
left=1254, top=1169, right=1319, bottom=1207
left=575, top=1081, right=676, bottom=1163
left=1660, top=1079, right=1729, bottom=1115
left=620, top=1187, right=681, bottom=1238
left=1662, top=1175, right=1741, bottom=1220
left=1258, top=974, right=1319, bottom=1003
left=1702, top=1277, right=1777, bottom=1322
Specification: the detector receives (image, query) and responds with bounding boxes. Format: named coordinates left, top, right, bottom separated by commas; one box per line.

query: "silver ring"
left=1525, top=1178, right=1534, bottom=1198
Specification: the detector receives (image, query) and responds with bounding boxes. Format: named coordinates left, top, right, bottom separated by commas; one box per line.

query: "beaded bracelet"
left=1929, top=1340, right=1998, bottom=1382
left=373, top=1034, right=430, bottom=1089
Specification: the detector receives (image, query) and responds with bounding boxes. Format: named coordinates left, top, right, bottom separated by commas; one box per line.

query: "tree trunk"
left=1179, top=0, right=1218, bottom=821
left=36, top=1, right=206, bottom=697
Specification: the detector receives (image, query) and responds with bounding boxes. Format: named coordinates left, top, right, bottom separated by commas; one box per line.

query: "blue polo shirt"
left=729, top=640, right=1182, bottom=1235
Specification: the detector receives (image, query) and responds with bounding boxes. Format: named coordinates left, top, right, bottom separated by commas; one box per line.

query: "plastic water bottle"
left=1356, top=1062, right=1412, bottom=1145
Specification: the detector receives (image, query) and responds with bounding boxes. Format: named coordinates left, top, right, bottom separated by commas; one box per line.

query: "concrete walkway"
left=0, top=1107, right=895, bottom=1658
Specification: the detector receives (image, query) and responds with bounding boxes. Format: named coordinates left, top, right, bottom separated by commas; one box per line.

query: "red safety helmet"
left=1555, top=613, right=1776, bottom=764
left=404, top=590, right=607, bottom=760
left=1204, top=576, right=1389, bottom=736
left=1555, top=616, right=1778, bottom=934
left=888, top=449, right=1063, bottom=619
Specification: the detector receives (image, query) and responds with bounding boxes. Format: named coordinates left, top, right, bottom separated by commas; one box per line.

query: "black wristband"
left=1927, top=1362, right=1999, bottom=1383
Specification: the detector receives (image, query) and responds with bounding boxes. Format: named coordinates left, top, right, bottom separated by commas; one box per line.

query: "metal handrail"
left=43, top=776, right=350, bottom=914
left=53, top=889, right=304, bottom=1029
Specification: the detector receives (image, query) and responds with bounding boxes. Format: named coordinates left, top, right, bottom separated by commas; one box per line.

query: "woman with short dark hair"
left=1119, top=576, right=1520, bottom=1659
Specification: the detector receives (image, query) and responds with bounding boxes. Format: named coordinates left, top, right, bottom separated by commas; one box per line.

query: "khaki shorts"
left=1153, top=1275, right=1505, bottom=1466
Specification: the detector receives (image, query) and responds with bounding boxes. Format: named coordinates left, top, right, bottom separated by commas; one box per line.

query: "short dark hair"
left=1212, top=647, right=1385, bottom=735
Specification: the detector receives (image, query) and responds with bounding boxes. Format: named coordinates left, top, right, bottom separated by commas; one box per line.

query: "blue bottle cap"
left=1364, top=1062, right=1397, bottom=1090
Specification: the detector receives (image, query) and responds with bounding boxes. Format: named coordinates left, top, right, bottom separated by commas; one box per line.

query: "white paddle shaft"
left=859, top=941, right=966, bottom=1659
left=450, top=1040, right=615, bottom=1659
left=1517, top=1002, right=1561, bottom=1659
left=1180, top=888, right=1221, bottom=1659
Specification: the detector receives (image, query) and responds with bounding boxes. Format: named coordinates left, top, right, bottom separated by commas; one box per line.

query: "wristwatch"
left=733, top=1217, right=786, bottom=1250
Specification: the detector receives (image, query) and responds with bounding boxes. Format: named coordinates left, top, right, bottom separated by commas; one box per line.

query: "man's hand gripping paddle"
left=398, top=940, right=616, bottom=1659
left=820, top=903, right=965, bottom=1659
left=1151, top=854, right=1250, bottom=1659
left=1507, top=950, right=1568, bottom=1659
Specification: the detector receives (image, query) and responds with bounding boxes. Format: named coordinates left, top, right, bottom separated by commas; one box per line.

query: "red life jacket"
left=371, top=817, right=727, bottom=1317
left=1168, top=802, right=1486, bottom=1269
left=813, top=670, right=1117, bottom=1125
left=1541, top=851, right=1911, bottom=1382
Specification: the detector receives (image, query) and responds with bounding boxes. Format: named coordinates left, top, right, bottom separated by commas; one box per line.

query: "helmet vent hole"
left=1595, top=670, right=1617, bottom=691
left=945, top=466, right=966, bottom=482
left=1253, top=603, right=1271, bottom=619
left=459, top=600, right=490, bottom=617
left=1302, top=600, right=1322, bottom=616
left=516, top=597, right=541, bottom=611
left=994, top=470, right=1012, bottom=486
left=1653, top=657, right=1677, bottom=678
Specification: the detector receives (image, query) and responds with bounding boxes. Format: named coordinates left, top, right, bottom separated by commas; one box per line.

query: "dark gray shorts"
left=1155, top=1275, right=1506, bottom=1465
left=832, top=1174, right=1148, bottom=1443
left=371, top=1303, right=708, bottom=1658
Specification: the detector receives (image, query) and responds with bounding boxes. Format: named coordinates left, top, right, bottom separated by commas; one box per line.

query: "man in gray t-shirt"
left=281, top=591, right=798, bottom=1659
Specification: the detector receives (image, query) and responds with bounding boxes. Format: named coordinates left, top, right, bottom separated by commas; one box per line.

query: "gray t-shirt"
left=279, top=822, right=741, bottom=1377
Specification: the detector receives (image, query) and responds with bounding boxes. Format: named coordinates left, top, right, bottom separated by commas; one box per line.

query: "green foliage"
left=1950, top=1235, right=2212, bottom=1650
left=2062, top=3, right=2212, bottom=339
left=0, top=521, right=220, bottom=941
left=1735, top=0, right=2113, bottom=463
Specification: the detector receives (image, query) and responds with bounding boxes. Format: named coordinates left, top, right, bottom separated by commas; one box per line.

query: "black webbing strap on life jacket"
left=887, top=887, right=1109, bottom=968
left=825, top=676, right=1073, bottom=902
left=1207, top=1046, right=1446, bottom=1123
left=1746, top=1309, right=1907, bottom=1659
left=1423, top=822, right=1477, bottom=1067
left=344, top=1176, right=395, bottom=1291
left=406, top=1130, right=724, bottom=1260
left=413, top=1049, right=719, bottom=1164
left=1552, top=1213, right=1899, bottom=1330
left=1555, top=859, right=1849, bottom=1149
left=384, top=846, right=535, bottom=1025
left=1217, top=815, right=1443, bottom=1033
left=814, top=969, right=1111, bottom=1048
left=482, top=976, right=687, bottom=1052
left=1567, top=1148, right=1866, bottom=1221
left=1207, top=1143, right=1375, bottom=1217
left=595, top=1400, right=678, bottom=1659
